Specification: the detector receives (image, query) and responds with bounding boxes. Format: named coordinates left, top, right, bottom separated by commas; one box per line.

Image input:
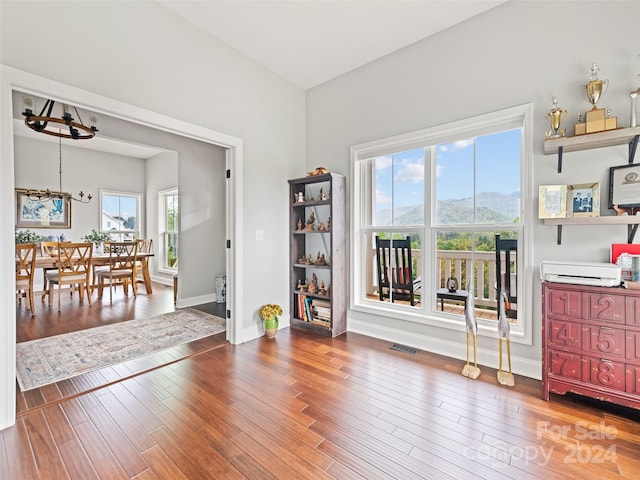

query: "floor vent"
left=390, top=343, right=419, bottom=355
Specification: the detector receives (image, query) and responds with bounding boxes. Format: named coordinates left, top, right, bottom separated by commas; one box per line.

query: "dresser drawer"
left=584, top=292, right=626, bottom=325
left=548, top=320, right=581, bottom=350
left=545, top=288, right=583, bottom=320
left=584, top=357, right=626, bottom=392
left=626, top=331, right=640, bottom=365
left=549, top=351, right=581, bottom=381
left=583, top=325, right=625, bottom=360
left=626, top=365, right=640, bottom=395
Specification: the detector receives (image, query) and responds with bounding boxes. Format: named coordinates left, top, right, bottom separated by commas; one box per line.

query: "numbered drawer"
left=545, top=288, right=583, bottom=320
left=625, top=296, right=640, bottom=327
left=584, top=357, right=626, bottom=392
left=584, top=293, right=626, bottom=325
left=582, top=325, right=625, bottom=360
left=626, top=365, right=640, bottom=395
left=548, top=351, right=581, bottom=381
left=548, top=320, right=581, bottom=350
left=626, top=331, right=640, bottom=365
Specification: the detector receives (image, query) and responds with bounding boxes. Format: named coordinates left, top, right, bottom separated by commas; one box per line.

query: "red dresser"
left=542, top=281, right=640, bottom=409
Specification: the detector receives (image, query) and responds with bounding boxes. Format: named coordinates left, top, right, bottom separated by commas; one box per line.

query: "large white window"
left=352, top=105, right=532, bottom=341
left=159, top=188, right=179, bottom=272
left=100, top=191, right=141, bottom=241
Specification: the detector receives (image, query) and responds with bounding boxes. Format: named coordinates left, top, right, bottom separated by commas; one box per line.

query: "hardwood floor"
left=7, top=290, right=640, bottom=479
left=15, top=282, right=227, bottom=416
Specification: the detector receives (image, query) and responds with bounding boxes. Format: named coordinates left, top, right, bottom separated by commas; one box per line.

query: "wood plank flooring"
left=8, top=288, right=640, bottom=479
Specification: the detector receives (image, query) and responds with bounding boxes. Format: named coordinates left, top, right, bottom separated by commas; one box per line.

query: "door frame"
left=0, top=65, right=244, bottom=429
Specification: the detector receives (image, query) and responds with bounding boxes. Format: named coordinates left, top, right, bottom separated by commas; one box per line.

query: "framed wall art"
left=15, top=189, right=71, bottom=229
left=567, top=182, right=599, bottom=218
left=538, top=184, right=567, bottom=219
left=609, top=163, right=640, bottom=209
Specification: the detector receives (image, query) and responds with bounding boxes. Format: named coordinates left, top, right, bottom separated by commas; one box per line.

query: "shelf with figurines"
left=294, top=251, right=331, bottom=269
left=291, top=185, right=331, bottom=207
left=293, top=210, right=331, bottom=234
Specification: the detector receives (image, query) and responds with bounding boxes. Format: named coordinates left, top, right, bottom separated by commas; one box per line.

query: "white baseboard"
left=348, top=317, right=542, bottom=380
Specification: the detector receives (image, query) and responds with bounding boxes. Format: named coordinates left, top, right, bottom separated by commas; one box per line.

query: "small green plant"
left=82, top=229, right=112, bottom=244
left=15, top=229, right=44, bottom=244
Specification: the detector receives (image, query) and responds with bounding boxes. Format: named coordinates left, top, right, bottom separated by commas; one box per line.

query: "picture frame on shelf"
left=538, top=184, right=567, bottom=219
left=609, top=163, right=640, bottom=209
left=15, top=189, right=71, bottom=229
left=567, top=182, right=599, bottom=218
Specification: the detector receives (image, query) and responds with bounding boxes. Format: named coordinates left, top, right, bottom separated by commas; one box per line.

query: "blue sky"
left=102, top=194, right=137, bottom=220
left=375, top=129, right=521, bottom=208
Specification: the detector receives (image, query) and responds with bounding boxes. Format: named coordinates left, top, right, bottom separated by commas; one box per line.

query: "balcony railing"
left=367, top=248, right=502, bottom=312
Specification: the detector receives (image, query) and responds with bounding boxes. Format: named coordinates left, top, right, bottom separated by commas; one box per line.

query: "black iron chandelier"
left=22, top=97, right=98, bottom=140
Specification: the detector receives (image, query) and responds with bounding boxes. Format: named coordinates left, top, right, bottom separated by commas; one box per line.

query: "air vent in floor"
left=390, top=343, right=419, bottom=354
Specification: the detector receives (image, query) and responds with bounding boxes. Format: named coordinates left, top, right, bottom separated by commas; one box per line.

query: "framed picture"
left=567, top=182, right=600, bottom=218
left=609, top=163, right=640, bottom=209
left=538, top=184, right=567, bottom=219
left=15, top=189, right=71, bottom=228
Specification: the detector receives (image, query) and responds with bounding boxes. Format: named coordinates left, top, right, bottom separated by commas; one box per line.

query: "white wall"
left=14, top=135, right=146, bottom=242
left=306, top=1, right=640, bottom=376
left=0, top=0, right=305, bottom=430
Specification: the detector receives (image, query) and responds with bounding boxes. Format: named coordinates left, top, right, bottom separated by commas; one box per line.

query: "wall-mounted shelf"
left=544, top=215, right=640, bottom=244
left=544, top=126, right=640, bottom=173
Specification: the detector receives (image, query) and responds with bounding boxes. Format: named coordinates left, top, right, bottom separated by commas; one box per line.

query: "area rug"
left=16, top=308, right=226, bottom=391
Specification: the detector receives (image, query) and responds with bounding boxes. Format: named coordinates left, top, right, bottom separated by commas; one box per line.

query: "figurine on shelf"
left=308, top=273, right=318, bottom=294
left=315, top=252, right=327, bottom=266
left=296, top=192, right=305, bottom=203
left=320, top=187, right=328, bottom=201
left=326, top=217, right=331, bottom=230
left=319, top=280, right=326, bottom=295
left=318, top=221, right=326, bottom=231
left=307, top=166, right=328, bottom=176
left=305, top=211, right=316, bottom=231
left=326, top=283, right=331, bottom=298
left=297, top=218, right=303, bottom=231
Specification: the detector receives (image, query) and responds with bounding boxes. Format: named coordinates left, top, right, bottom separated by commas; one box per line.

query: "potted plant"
left=259, top=303, right=282, bottom=338
left=82, top=229, right=112, bottom=254
left=15, top=229, right=44, bottom=244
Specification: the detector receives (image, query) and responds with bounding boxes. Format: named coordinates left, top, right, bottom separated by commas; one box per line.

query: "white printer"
left=540, top=260, right=621, bottom=287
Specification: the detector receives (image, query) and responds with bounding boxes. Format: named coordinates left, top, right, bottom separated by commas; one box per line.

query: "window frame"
left=351, top=104, right=533, bottom=345
left=158, top=187, right=179, bottom=274
left=99, top=189, right=142, bottom=242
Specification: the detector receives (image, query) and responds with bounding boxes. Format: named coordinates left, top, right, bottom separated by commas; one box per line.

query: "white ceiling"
left=159, top=0, right=508, bottom=90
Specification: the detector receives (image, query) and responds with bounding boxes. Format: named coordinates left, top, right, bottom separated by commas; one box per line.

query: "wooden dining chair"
left=40, top=241, right=71, bottom=301
left=15, top=243, right=37, bottom=317
left=46, top=242, right=94, bottom=312
left=135, top=239, right=153, bottom=292
left=96, top=241, right=139, bottom=304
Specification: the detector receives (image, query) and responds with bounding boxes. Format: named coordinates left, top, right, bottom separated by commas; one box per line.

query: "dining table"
left=23, top=252, right=155, bottom=294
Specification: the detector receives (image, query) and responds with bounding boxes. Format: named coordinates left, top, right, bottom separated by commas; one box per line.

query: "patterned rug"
left=16, top=308, right=226, bottom=391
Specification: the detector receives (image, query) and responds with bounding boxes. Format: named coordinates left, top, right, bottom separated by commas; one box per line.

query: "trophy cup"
left=582, top=63, right=608, bottom=109
left=545, top=95, right=567, bottom=138
left=575, top=63, right=617, bottom=135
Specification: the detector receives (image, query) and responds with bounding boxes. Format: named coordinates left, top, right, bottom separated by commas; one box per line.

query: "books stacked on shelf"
left=296, top=294, right=331, bottom=328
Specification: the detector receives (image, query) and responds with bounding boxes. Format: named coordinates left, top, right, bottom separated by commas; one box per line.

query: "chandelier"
left=22, top=97, right=98, bottom=140
left=26, top=134, right=92, bottom=204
